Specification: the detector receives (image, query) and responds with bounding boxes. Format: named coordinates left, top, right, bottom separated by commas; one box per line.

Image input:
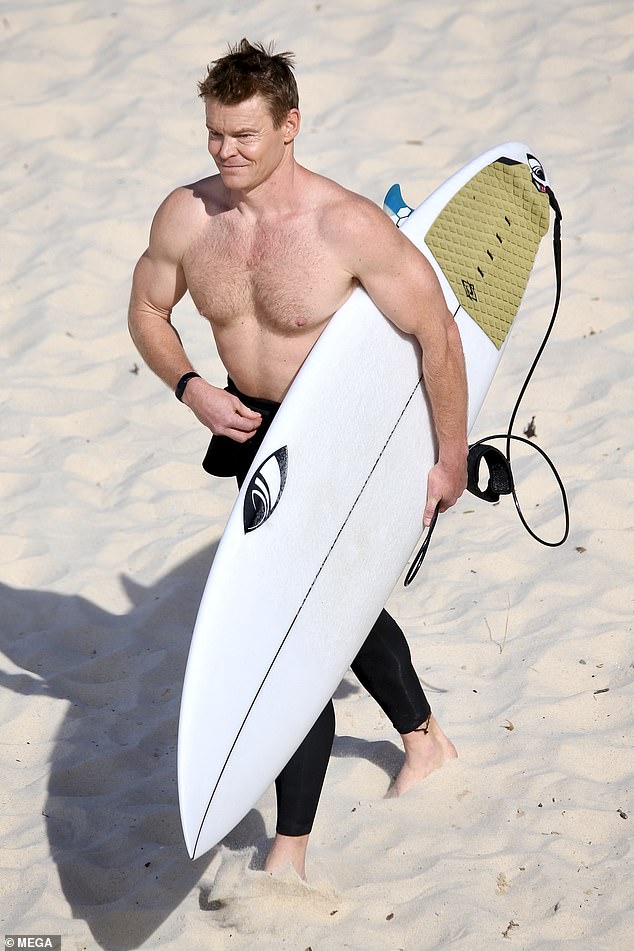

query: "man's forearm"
left=419, top=317, right=468, bottom=462
left=128, top=307, right=195, bottom=391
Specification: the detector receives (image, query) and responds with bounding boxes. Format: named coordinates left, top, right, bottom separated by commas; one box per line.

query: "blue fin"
left=383, top=184, right=414, bottom=227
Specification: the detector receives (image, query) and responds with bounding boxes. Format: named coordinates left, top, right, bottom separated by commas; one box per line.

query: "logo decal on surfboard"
left=527, top=153, right=548, bottom=193
left=243, top=447, right=288, bottom=533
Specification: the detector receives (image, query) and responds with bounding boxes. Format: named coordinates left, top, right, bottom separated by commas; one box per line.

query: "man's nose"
left=218, top=136, right=237, bottom=159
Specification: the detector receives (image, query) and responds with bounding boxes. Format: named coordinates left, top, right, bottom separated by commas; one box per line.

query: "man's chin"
left=218, top=166, right=252, bottom=186
left=219, top=169, right=262, bottom=194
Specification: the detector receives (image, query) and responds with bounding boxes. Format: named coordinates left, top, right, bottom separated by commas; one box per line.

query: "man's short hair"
left=198, top=39, right=299, bottom=128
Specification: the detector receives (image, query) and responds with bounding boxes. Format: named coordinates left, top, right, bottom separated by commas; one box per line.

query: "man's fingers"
left=225, top=426, right=260, bottom=443
left=424, top=468, right=442, bottom=526
left=234, top=401, right=263, bottom=421
left=423, top=497, right=440, bottom=528
left=222, top=405, right=262, bottom=441
left=228, top=403, right=262, bottom=432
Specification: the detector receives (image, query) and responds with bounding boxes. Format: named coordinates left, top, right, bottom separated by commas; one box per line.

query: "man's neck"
left=228, top=153, right=304, bottom=220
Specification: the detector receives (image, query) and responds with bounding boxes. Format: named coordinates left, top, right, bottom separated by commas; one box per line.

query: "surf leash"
left=404, top=185, right=569, bottom=587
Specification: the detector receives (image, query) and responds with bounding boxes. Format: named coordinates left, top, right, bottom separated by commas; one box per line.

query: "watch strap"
left=175, top=371, right=201, bottom=402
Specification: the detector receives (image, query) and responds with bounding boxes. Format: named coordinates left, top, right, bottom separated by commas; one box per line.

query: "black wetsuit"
left=203, top=378, right=432, bottom=836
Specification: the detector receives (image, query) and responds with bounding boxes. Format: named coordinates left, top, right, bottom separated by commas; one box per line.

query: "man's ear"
left=284, top=108, right=301, bottom=144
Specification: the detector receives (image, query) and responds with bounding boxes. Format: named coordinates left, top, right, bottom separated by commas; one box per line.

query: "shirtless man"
left=129, top=40, right=467, bottom=880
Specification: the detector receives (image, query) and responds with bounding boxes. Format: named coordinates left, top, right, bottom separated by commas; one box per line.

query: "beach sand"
left=1, top=0, right=632, bottom=948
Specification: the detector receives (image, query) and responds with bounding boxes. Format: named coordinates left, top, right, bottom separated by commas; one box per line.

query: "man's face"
left=205, top=94, right=298, bottom=192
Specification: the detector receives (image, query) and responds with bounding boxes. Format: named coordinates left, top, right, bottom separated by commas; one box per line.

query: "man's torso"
left=178, top=170, right=360, bottom=400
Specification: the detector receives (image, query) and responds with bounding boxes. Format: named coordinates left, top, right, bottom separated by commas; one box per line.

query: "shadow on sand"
left=1, top=542, right=401, bottom=949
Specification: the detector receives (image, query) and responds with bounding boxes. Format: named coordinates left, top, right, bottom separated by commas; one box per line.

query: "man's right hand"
left=182, top=378, right=262, bottom=442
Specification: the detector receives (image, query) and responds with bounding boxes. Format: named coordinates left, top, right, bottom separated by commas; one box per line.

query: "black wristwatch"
left=175, top=371, right=201, bottom=402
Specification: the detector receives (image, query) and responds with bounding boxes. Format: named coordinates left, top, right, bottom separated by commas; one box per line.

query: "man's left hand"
left=423, top=457, right=468, bottom=527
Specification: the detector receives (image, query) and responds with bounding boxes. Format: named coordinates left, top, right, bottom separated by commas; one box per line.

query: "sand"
left=1, top=0, right=632, bottom=948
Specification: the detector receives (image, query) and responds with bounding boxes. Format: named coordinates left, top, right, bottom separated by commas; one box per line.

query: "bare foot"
left=386, top=715, right=457, bottom=798
left=263, top=833, right=309, bottom=880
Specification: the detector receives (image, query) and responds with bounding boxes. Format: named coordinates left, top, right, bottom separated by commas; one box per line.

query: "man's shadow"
left=1, top=543, right=400, bottom=950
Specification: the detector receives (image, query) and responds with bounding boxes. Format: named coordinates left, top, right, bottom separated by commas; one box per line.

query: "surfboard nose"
left=180, top=812, right=197, bottom=860
left=177, top=675, right=274, bottom=860
left=177, top=747, right=264, bottom=861
left=177, top=752, right=224, bottom=860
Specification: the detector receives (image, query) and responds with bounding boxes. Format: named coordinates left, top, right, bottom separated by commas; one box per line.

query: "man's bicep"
left=332, top=195, right=449, bottom=337
left=130, top=188, right=193, bottom=320
left=359, top=230, right=448, bottom=338
left=130, top=248, right=187, bottom=322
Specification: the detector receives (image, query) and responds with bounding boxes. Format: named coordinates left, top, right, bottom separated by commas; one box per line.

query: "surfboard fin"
left=383, top=184, right=414, bottom=228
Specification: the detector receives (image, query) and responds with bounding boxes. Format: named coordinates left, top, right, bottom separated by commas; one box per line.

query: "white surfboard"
left=178, top=142, right=554, bottom=859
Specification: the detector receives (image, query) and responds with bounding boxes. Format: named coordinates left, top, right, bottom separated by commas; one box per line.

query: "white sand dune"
left=1, top=0, right=632, bottom=948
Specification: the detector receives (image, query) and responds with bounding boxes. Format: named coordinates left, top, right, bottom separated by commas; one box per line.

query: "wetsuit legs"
left=270, top=611, right=431, bottom=837
left=351, top=610, right=431, bottom=736
left=274, top=701, right=336, bottom=837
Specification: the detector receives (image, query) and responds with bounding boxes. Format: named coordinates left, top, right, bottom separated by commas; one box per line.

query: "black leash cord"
left=404, top=184, right=568, bottom=587
left=404, top=504, right=439, bottom=587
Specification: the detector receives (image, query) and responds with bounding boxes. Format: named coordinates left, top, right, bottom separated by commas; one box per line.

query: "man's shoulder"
left=148, top=175, right=226, bottom=256
left=304, top=169, right=376, bottom=213
left=155, top=174, right=225, bottom=223
left=307, top=172, right=395, bottom=248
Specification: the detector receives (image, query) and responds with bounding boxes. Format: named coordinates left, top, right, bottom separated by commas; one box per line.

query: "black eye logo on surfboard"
left=243, top=447, right=288, bottom=533
left=527, top=153, right=549, bottom=193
